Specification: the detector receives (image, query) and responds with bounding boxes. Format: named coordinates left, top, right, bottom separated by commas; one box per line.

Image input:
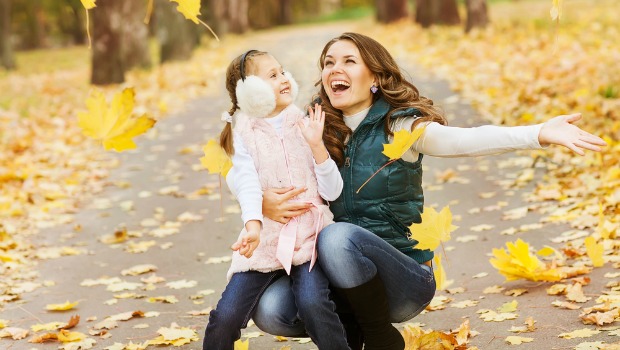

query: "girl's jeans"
left=202, top=261, right=349, bottom=350
left=253, top=222, right=436, bottom=335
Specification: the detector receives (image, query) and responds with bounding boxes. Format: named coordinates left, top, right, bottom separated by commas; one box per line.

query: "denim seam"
left=241, top=271, right=282, bottom=327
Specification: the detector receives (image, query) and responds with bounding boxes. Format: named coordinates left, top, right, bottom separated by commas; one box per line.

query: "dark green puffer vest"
left=330, top=97, right=434, bottom=264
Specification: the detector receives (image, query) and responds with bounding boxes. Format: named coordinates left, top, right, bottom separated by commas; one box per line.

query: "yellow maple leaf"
left=550, top=0, right=563, bottom=20
left=490, top=239, right=563, bottom=282
left=57, top=329, right=85, bottom=342
left=46, top=301, right=79, bottom=311
left=234, top=339, right=249, bottom=350
left=80, top=0, right=96, bottom=9
left=584, top=236, right=604, bottom=267
left=382, top=127, right=426, bottom=160
left=170, top=0, right=201, bottom=23
left=433, top=255, right=452, bottom=290
left=78, top=88, right=156, bottom=152
left=200, top=139, right=232, bottom=177
left=409, top=206, right=458, bottom=251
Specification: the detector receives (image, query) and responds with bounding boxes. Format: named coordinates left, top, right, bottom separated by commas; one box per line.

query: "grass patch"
left=300, top=6, right=374, bottom=24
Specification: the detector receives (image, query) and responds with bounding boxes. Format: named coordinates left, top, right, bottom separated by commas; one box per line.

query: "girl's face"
left=321, top=40, right=376, bottom=116
left=252, top=55, right=293, bottom=117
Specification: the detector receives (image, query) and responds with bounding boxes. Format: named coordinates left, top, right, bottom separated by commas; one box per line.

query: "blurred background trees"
left=0, top=0, right=490, bottom=81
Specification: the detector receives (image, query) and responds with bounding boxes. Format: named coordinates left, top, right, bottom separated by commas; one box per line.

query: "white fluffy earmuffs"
left=235, top=71, right=299, bottom=118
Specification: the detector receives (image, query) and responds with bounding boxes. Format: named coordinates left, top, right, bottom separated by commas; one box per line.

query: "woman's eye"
left=346, top=59, right=355, bottom=64
left=324, top=61, right=333, bottom=66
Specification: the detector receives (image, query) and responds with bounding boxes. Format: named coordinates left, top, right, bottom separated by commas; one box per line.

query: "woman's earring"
left=370, top=85, right=378, bottom=94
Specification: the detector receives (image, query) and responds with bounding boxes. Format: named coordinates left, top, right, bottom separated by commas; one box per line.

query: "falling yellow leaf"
left=490, top=239, right=563, bottom=282
left=550, top=0, right=563, bottom=20
left=201, top=139, right=232, bottom=177
left=170, top=0, right=201, bottom=23
left=409, top=206, right=457, bottom=251
left=433, top=255, right=452, bottom=290
left=382, top=127, right=426, bottom=160
left=78, top=88, right=156, bottom=152
left=46, top=301, right=79, bottom=311
left=584, top=236, right=604, bottom=267
left=80, top=0, right=96, bottom=9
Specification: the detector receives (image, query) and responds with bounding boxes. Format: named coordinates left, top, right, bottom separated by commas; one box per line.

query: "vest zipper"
left=344, top=157, right=350, bottom=167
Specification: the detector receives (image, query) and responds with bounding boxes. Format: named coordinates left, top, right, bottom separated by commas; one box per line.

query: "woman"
left=229, top=33, right=606, bottom=349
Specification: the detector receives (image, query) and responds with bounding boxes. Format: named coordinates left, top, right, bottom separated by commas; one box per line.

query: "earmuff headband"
left=239, top=49, right=258, bottom=81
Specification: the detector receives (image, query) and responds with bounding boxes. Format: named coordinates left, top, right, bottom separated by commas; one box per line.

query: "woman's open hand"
left=262, top=187, right=311, bottom=224
left=538, top=113, right=607, bottom=155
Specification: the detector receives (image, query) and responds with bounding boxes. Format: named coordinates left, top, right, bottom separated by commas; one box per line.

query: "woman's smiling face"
left=321, top=39, right=376, bottom=116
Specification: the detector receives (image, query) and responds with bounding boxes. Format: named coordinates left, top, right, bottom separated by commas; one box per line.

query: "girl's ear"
left=236, top=76, right=276, bottom=118
left=284, top=71, right=299, bottom=102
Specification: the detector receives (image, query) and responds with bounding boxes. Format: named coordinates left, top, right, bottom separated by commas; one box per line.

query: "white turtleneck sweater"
left=227, top=107, right=544, bottom=224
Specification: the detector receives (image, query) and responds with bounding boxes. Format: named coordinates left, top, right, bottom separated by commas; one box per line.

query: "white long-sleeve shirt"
left=227, top=107, right=544, bottom=223
left=227, top=111, right=343, bottom=225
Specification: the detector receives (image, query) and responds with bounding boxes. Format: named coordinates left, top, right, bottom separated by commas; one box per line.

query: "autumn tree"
left=156, top=0, right=201, bottom=63
left=121, top=0, right=151, bottom=70
left=375, top=0, right=408, bottom=23
left=414, top=0, right=460, bottom=27
left=228, top=0, right=250, bottom=34
left=465, top=0, right=489, bottom=32
left=0, top=0, right=15, bottom=69
left=91, top=0, right=125, bottom=84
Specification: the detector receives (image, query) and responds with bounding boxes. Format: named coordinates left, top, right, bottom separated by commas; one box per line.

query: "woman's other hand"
left=538, top=113, right=607, bottom=155
left=262, top=187, right=311, bottom=224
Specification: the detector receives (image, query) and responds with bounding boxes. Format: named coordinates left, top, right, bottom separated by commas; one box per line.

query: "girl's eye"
left=270, top=73, right=276, bottom=78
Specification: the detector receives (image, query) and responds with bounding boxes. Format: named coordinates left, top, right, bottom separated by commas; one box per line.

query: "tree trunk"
left=157, top=0, right=199, bottom=63
left=248, top=0, right=279, bottom=29
left=279, top=0, right=293, bottom=25
left=68, top=0, right=86, bottom=45
left=414, top=0, right=437, bottom=28
left=91, top=0, right=125, bottom=85
left=0, top=0, right=15, bottom=70
left=121, top=0, right=151, bottom=69
left=205, top=0, right=228, bottom=36
left=437, top=0, right=460, bottom=25
left=465, top=0, right=489, bottom=32
left=228, top=0, right=249, bottom=33
left=376, top=0, right=408, bottom=23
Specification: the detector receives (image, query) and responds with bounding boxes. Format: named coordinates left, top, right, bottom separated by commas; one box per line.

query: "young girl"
left=202, top=50, right=350, bottom=349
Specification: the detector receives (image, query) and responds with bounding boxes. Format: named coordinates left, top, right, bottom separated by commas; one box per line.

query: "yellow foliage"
left=382, top=127, right=426, bottom=161
left=80, top=0, right=96, bottom=10
left=433, top=255, right=452, bottom=291
left=409, top=206, right=457, bottom=251
left=490, top=239, right=563, bottom=282
left=584, top=236, right=604, bottom=267
left=234, top=339, right=249, bottom=350
left=46, top=301, right=79, bottom=311
left=200, top=139, right=232, bottom=177
left=78, top=88, right=156, bottom=152
left=170, top=0, right=201, bottom=24
left=57, top=330, right=85, bottom=342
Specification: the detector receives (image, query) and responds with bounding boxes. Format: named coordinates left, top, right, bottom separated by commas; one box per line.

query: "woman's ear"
left=284, top=71, right=299, bottom=102
left=236, top=76, right=276, bottom=118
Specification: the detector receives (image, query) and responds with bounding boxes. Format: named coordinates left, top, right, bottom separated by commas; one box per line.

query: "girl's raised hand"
left=298, top=103, right=326, bottom=148
left=538, top=113, right=607, bottom=155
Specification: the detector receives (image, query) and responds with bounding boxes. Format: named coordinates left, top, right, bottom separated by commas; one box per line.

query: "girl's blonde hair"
left=316, top=32, right=447, bottom=166
left=219, top=50, right=269, bottom=156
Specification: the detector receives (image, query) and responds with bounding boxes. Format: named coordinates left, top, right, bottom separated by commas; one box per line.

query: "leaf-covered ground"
left=1, top=0, right=619, bottom=348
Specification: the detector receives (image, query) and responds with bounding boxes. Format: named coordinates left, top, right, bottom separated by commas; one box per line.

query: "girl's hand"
left=231, top=229, right=260, bottom=258
left=263, top=187, right=310, bottom=224
left=298, top=103, right=326, bottom=148
left=538, top=113, right=607, bottom=155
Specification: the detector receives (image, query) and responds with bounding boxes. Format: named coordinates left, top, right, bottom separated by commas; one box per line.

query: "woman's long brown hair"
left=316, top=32, right=447, bottom=166
left=219, top=50, right=268, bottom=156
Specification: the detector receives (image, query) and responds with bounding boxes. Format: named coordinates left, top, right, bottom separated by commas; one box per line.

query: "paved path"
left=2, top=21, right=613, bottom=350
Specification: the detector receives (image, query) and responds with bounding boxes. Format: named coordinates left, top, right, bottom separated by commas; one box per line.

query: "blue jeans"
left=253, top=222, right=435, bottom=334
left=203, top=262, right=349, bottom=350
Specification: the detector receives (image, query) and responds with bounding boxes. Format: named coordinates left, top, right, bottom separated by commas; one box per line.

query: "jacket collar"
left=358, top=97, right=421, bottom=129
